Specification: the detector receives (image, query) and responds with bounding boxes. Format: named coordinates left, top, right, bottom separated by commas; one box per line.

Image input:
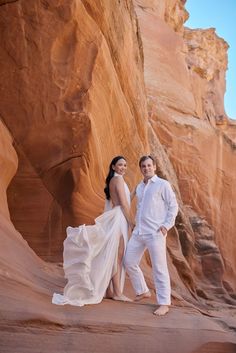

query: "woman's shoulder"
left=111, top=174, right=124, bottom=182
left=110, top=175, right=125, bottom=190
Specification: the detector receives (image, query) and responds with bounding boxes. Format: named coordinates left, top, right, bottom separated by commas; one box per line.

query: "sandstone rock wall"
left=184, top=27, right=229, bottom=125
left=0, top=0, right=235, bottom=313
left=1, top=0, right=148, bottom=261
left=135, top=0, right=236, bottom=298
left=0, top=121, right=18, bottom=220
left=0, top=118, right=64, bottom=325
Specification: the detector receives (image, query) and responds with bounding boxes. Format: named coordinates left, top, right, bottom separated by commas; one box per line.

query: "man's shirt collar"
left=142, top=174, right=158, bottom=185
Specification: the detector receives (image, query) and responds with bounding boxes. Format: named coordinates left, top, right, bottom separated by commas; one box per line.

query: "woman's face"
left=112, top=158, right=127, bottom=176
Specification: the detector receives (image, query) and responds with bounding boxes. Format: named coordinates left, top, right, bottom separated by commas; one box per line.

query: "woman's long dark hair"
left=104, top=156, right=126, bottom=200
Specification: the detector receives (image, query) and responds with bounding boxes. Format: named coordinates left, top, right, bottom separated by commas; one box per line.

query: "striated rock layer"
left=135, top=0, right=236, bottom=300
left=0, top=1, right=236, bottom=352
left=1, top=0, right=148, bottom=260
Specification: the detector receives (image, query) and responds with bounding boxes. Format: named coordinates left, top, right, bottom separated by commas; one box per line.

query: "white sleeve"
left=161, top=182, right=178, bottom=230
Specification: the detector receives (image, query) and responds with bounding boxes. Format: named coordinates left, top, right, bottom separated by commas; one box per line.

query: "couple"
left=52, top=155, right=178, bottom=316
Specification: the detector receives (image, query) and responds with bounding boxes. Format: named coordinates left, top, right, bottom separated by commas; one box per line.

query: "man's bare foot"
left=112, top=294, right=133, bottom=302
left=153, top=305, right=169, bottom=316
left=134, top=291, right=151, bottom=301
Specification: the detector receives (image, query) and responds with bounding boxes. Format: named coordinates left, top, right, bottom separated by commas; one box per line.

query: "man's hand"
left=129, top=222, right=135, bottom=231
left=159, top=226, right=167, bottom=236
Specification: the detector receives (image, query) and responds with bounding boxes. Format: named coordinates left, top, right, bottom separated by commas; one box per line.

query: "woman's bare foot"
left=153, top=305, right=169, bottom=316
left=105, top=286, right=113, bottom=299
left=134, top=290, right=151, bottom=301
left=112, top=294, right=133, bottom=302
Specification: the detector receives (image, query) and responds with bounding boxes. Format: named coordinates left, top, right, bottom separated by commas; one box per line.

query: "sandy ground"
left=1, top=291, right=236, bottom=353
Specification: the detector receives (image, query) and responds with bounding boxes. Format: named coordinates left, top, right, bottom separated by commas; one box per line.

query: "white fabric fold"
left=52, top=177, right=130, bottom=307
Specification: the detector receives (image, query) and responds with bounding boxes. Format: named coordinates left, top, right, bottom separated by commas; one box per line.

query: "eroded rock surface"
left=135, top=0, right=236, bottom=301
left=0, top=1, right=236, bottom=352
left=1, top=0, right=148, bottom=260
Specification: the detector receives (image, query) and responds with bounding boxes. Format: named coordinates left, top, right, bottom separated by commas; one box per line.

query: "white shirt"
left=133, top=175, right=178, bottom=235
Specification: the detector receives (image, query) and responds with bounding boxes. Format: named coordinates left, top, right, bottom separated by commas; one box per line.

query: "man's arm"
left=161, top=181, right=178, bottom=231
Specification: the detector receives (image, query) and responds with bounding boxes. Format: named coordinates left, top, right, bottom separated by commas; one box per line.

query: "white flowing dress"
left=52, top=174, right=130, bottom=306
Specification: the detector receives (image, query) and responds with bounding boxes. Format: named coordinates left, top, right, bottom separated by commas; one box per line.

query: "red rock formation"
left=0, top=121, right=18, bottom=220
left=1, top=0, right=148, bottom=260
left=184, top=27, right=229, bottom=125
left=0, top=119, right=64, bottom=323
left=0, top=1, right=236, bottom=352
left=135, top=0, right=236, bottom=301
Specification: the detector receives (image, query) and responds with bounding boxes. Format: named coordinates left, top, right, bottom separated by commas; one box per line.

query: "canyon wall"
left=135, top=0, right=236, bottom=299
left=1, top=0, right=148, bottom=261
left=0, top=119, right=64, bottom=326
left=0, top=0, right=235, bottom=332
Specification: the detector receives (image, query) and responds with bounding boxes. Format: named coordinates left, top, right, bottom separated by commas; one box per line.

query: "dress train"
left=52, top=178, right=130, bottom=306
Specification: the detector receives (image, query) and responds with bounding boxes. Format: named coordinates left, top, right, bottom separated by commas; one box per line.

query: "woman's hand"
left=129, top=222, right=135, bottom=231
left=130, top=186, right=137, bottom=201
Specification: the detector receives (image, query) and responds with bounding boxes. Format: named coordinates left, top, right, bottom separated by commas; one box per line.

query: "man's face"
left=140, top=158, right=156, bottom=179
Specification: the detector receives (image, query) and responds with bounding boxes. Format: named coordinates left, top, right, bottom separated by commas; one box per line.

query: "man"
left=125, top=155, right=178, bottom=316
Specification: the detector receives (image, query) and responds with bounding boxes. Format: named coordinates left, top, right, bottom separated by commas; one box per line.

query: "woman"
left=52, top=156, right=132, bottom=306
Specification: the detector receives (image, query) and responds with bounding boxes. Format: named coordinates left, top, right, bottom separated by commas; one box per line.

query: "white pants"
left=124, top=232, right=171, bottom=305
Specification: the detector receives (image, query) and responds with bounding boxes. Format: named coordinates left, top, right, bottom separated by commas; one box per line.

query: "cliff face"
left=184, top=27, right=229, bottom=125
left=0, top=119, right=64, bottom=326
left=1, top=0, right=148, bottom=260
left=0, top=1, right=236, bottom=352
left=0, top=121, right=18, bottom=220
left=135, top=0, right=236, bottom=299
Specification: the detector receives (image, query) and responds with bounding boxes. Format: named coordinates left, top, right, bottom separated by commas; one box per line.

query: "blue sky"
left=185, top=0, right=236, bottom=120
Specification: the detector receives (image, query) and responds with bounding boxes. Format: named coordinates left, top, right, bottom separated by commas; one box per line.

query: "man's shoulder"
left=157, top=176, right=169, bottom=184
left=136, top=181, right=143, bottom=189
left=154, top=176, right=172, bottom=191
left=153, top=175, right=168, bottom=184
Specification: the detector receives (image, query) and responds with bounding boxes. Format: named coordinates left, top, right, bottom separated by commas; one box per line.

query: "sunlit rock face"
left=0, top=121, right=18, bottom=220
left=1, top=0, right=148, bottom=260
left=184, top=27, right=229, bottom=125
left=135, top=0, right=236, bottom=299
left=0, top=0, right=235, bottom=308
left=1, top=1, right=236, bottom=351
left=135, top=0, right=189, bottom=33
left=0, top=120, right=63, bottom=325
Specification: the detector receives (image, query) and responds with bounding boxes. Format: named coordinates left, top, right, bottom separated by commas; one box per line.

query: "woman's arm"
left=130, top=185, right=137, bottom=201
